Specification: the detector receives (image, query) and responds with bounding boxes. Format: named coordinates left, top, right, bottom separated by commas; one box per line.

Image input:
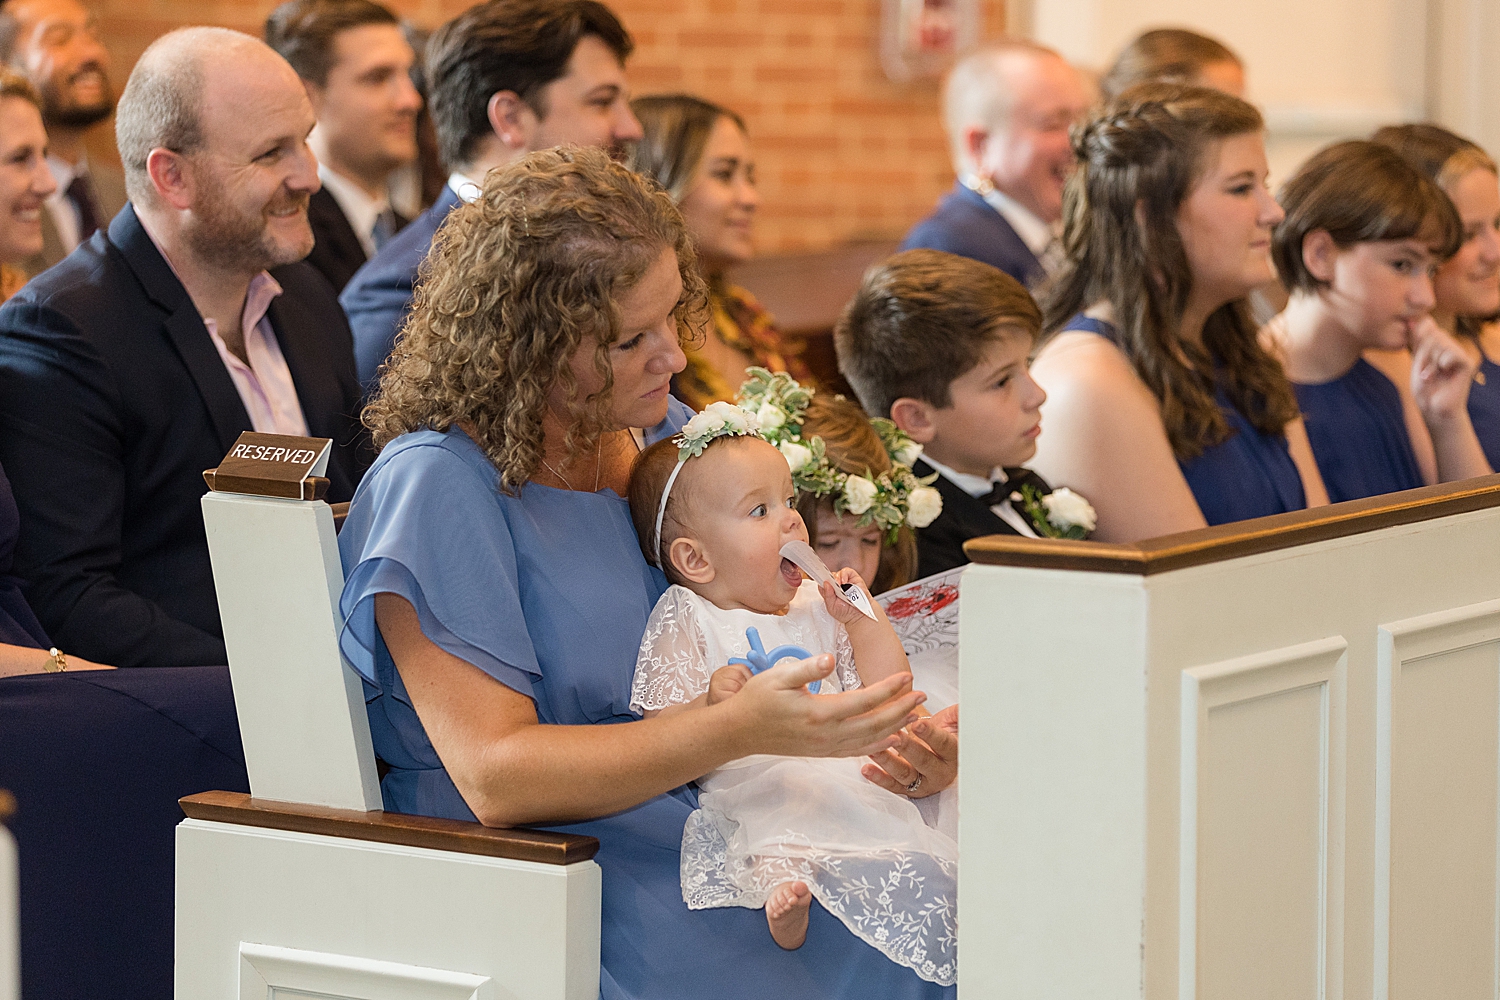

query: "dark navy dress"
left=337, top=401, right=953, bottom=1000
left=1468, top=353, right=1500, bottom=471
left=1063, top=316, right=1306, bottom=524
left=0, top=459, right=48, bottom=648
left=1293, top=358, right=1423, bottom=503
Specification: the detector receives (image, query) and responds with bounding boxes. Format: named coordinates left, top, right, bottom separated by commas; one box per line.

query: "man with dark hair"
left=0, top=27, right=369, bottom=667
left=0, top=0, right=125, bottom=273
left=340, top=0, right=642, bottom=387
left=265, top=0, right=422, bottom=292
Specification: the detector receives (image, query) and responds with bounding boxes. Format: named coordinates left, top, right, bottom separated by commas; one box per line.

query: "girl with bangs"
left=1031, top=83, right=1327, bottom=543
left=1371, top=124, right=1500, bottom=470
left=1264, top=140, right=1491, bottom=502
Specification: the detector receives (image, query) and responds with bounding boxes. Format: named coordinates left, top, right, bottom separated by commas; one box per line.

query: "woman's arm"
left=1030, top=332, right=1208, bottom=542
left=377, top=593, right=926, bottom=828
left=0, top=644, right=113, bottom=677
left=1283, top=416, right=1331, bottom=507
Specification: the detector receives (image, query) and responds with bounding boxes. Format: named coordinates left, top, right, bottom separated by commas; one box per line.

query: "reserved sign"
left=204, top=431, right=333, bottom=500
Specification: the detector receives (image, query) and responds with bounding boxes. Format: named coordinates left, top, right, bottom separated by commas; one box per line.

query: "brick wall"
left=90, top=0, right=1007, bottom=253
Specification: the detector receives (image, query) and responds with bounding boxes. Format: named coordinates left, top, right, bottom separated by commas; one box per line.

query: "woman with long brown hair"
left=628, top=93, right=813, bottom=409
left=1031, top=83, right=1327, bottom=541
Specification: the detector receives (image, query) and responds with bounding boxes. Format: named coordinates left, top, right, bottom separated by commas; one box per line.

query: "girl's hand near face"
left=1406, top=316, right=1494, bottom=481
left=1409, top=316, right=1481, bottom=423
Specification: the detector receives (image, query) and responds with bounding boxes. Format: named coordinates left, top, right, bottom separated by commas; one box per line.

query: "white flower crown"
left=735, top=368, right=941, bottom=542
left=650, top=376, right=944, bottom=569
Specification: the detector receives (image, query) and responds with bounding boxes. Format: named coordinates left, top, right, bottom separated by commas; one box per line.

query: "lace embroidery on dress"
left=631, top=581, right=958, bottom=985
left=630, top=587, right=712, bottom=713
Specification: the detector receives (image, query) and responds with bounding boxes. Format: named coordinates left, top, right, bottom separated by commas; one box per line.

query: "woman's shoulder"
left=350, top=428, right=504, bottom=528
left=1035, top=324, right=1152, bottom=408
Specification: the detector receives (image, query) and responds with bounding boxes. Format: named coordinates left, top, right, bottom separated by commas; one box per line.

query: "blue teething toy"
left=728, top=626, right=821, bottom=694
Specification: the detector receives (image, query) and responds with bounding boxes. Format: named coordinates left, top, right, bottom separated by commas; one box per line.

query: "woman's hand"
left=862, top=704, right=958, bottom=798
left=1409, top=316, right=1480, bottom=423
left=725, top=653, right=926, bottom=760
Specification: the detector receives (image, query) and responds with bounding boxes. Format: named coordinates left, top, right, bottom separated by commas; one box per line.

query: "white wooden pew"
left=1, top=790, right=16, bottom=1000
left=178, top=489, right=601, bottom=1000
left=958, top=475, right=1500, bottom=999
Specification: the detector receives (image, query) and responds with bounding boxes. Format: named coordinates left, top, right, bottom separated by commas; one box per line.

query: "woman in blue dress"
left=1032, top=83, right=1328, bottom=542
left=1371, top=124, right=1500, bottom=471
left=1263, top=140, right=1490, bottom=503
left=337, top=147, right=955, bottom=1000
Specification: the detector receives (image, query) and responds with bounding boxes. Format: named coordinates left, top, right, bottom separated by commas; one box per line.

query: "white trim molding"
left=239, top=942, right=492, bottom=1000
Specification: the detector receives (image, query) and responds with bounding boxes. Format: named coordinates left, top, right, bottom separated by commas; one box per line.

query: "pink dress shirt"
left=141, top=220, right=310, bottom=436
left=201, top=272, right=309, bottom=437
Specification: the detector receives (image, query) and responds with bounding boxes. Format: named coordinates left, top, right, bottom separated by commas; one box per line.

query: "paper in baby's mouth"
left=779, top=540, right=878, bottom=620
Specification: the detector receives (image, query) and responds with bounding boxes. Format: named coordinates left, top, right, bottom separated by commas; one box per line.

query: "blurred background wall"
left=84, top=0, right=1500, bottom=254
left=89, top=0, right=1008, bottom=254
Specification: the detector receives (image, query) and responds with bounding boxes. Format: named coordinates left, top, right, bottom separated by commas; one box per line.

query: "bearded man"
left=0, top=0, right=126, bottom=272
left=0, top=27, right=369, bottom=668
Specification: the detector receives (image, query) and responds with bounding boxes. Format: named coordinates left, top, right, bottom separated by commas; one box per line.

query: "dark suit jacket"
left=0, top=204, right=371, bottom=667
left=341, top=184, right=462, bottom=388
left=304, top=187, right=409, bottom=295
left=899, top=183, right=1045, bottom=289
left=913, top=459, right=1053, bottom=580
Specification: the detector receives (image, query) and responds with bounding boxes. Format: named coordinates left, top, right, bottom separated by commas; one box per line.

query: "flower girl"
left=626, top=399, right=958, bottom=986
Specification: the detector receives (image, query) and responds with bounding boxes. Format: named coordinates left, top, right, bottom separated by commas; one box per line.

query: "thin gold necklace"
left=541, top=438, right=603, bottom=492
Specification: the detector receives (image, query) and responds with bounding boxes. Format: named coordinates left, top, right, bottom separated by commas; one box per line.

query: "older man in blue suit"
left=901, top=41, right=1091, bottom=288
left=341, top=0, right=643, bottom=389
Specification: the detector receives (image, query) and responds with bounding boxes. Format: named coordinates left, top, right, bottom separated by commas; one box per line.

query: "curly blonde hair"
left=364, top=146, right=708, bottom=492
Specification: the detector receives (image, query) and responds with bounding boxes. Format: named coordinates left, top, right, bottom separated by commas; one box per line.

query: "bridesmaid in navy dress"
left=1264, top=140, right=1490, bottom=503
left=1032, top=83, right=1327, bottom=542
left=1372, top=124, right=1500, bottom=470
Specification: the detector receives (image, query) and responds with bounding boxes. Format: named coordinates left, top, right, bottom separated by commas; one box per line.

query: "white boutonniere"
left=1011, top=484, right=1096, bottom=540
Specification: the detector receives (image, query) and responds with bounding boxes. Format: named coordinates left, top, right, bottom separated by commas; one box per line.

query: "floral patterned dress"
left=673, top=280, right=814, bottom=411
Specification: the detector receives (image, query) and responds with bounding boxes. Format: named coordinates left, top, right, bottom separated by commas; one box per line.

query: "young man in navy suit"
left=900, top=41, right=1091, bottom=289
left=340, top=0, right=644, bottom=389
left=0, top=27, right=369, bottom=668
left=266, top=0, right=423, bottom=293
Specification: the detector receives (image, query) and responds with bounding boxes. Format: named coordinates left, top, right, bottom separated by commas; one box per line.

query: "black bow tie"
left=977, top=481, right=1014, bottom=507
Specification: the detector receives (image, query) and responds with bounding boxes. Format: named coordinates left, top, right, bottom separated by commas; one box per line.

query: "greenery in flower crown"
left=735, top=368, right=942, bottom=544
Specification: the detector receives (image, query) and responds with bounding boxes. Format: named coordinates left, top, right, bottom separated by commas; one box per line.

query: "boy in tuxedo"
left=835, top=248, right=1059, bottom=578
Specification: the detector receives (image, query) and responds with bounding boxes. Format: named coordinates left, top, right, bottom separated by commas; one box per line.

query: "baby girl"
left=626, top=403, right=957, bottom=986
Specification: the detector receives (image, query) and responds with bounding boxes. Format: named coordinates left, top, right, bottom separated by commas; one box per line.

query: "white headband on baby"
left=652, top=401, right=762, bottom=569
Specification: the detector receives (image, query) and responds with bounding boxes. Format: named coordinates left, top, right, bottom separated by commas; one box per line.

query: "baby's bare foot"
left=766, top=881, right=812, bottom=950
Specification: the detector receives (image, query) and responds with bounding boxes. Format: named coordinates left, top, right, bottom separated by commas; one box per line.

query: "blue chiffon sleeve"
left=338, top=433, right=540, bottom=701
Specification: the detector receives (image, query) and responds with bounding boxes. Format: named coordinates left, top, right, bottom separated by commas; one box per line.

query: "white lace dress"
left=630, top=582, right=958, bottom=986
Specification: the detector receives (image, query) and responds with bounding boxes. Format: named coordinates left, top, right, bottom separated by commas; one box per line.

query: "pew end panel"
left=186, top=490, right=604, bottom=999
left=201, top=491, right=379, bottom=811
left=957, top=476, right=1500, bottom=1000
left=176, top=793, right=601, bottom=1000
